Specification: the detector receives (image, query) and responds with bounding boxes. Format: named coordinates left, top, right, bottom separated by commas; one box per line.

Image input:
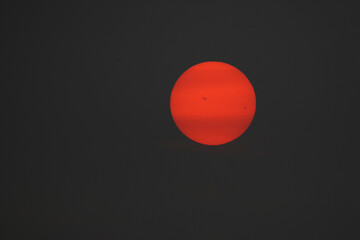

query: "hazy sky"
left=1, top=1, right=358, bottom=239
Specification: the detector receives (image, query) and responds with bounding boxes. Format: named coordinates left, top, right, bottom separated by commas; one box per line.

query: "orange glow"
left=170, top=62, right=256, bottom=145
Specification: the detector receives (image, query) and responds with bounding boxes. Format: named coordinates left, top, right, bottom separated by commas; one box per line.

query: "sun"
left=170, top=61, right=256, bottom=145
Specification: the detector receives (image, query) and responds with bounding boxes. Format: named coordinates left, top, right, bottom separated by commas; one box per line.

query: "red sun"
left=170, top=61, right=256, bottom=145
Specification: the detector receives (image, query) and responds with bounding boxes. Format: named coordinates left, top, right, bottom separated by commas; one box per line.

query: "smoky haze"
left=0, top=1, right=358, bottom=239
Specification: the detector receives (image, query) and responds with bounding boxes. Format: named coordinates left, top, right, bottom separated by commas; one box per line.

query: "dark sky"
left=1, top=1, right=359, bottom=239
